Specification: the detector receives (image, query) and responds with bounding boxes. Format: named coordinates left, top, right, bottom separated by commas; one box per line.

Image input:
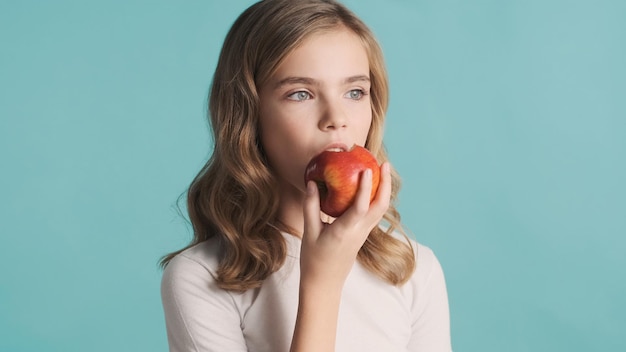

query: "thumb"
left=303, top=181, right=322, bottom=242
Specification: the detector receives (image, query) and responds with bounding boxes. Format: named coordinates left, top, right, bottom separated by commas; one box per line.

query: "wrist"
left=299, top=277, right=344, bottom=299
left=292, top=281, right=343, bottom=352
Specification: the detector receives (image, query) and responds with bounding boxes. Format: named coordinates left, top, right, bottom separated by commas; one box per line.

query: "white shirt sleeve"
left=161, top=252, right=248, bottom=352
left=407, top=244, right=452, bottom=352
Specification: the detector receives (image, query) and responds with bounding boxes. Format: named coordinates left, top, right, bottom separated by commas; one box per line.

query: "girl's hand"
left=290, top=162, right=392, bottom=352
left=299, top=161, right=392, bottom=291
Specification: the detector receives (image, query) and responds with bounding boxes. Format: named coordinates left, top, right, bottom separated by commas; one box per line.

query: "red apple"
left=304, top=145, right=380, bottom=217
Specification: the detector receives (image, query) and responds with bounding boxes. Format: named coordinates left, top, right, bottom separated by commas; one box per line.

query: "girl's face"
left=258, top=27, right=373, bottom=200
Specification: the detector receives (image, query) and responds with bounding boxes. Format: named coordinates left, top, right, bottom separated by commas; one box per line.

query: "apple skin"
left=304, top=145, right=380, bottom=217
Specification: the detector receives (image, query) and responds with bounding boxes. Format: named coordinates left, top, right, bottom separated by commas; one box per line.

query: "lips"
left=320, top=142, right=351, bottom=153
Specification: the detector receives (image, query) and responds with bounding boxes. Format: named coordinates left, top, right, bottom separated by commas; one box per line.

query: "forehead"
left=269, top=27, right=370, bottom=83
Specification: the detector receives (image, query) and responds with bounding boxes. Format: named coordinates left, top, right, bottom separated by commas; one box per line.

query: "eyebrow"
left=273, top=75, right=370, bottom=89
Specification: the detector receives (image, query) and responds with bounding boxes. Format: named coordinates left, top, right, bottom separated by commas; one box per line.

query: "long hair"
left=160, top=0, right=415, bottom=292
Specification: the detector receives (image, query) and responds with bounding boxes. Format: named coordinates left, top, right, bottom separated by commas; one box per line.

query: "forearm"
left=290, top=284, right=342, bottom=352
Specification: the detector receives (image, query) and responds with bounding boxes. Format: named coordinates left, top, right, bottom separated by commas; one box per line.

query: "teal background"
left=1, top=0, right=624, bottom=351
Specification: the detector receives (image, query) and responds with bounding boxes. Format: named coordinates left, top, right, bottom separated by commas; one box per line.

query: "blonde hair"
left=161, top=0, right=415, bottom=292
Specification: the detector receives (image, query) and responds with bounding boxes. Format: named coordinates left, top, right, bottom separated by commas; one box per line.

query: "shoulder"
left=413, top=241, right=443, bottom=282
left=388, top=230, right=446, bottom=289
left=164, top=238, right=221, bottom=274
left=161, top=238, right=223, bottom=298
left=160, top=238, right=251, bottom=351
left=390, top=231, right=441, bottom=274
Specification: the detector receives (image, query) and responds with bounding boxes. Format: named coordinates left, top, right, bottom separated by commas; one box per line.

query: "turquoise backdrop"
left=1, top=0, right=624, bottom=351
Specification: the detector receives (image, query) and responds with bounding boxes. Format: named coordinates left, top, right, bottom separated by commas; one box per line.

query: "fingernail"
left=307, top=181, right=316, bottom=195
left=365, top=169, right=372, bottom=179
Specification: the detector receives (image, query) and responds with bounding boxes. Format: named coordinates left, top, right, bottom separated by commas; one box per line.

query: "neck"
left=274, top=180, right=306, bottom=238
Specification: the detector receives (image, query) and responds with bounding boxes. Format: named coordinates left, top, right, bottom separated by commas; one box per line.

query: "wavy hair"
left=160, top=0, right=415, bottom=292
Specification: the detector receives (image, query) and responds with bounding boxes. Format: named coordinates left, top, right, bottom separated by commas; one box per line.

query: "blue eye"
left=346, top=89, right=365, bottom=100
left=287, top=91, right=311, bottom=101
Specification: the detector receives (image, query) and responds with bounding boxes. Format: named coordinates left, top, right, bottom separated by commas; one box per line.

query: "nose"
left=318, top=97, right=348, bottom=131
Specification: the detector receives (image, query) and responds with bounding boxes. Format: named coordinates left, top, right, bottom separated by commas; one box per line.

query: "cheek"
left=260, top=126, right=283, bottom=166
left=259, top=117, right=304, bottom=170
left=358, top=109, right=374, bottom=144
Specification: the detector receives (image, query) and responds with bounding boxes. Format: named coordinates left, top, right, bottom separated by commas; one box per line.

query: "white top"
left=161, top=232, right=451, bottom=352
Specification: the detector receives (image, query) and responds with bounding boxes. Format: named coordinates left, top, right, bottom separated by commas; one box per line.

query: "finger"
left=303, top=180, right=322, bottom=242
left=352, top=163, right=392, bottom=235
left=337, top=168, right=373, bottom=225
left=353, top=168, right=373, bottom=214
left=370, top=162, right=391, bottom=214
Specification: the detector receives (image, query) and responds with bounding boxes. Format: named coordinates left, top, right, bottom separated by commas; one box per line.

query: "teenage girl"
left=160, top=1, right=451, bottom=351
